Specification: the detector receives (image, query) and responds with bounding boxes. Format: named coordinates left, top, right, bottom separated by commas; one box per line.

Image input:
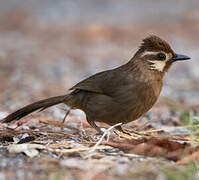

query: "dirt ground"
left=0, top=1, right=199, bottom=180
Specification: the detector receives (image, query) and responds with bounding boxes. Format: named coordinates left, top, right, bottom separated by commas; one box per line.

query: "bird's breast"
left=115, top=80, right=162, bottom=123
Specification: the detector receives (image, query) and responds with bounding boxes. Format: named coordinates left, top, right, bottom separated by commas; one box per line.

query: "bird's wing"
left=70, top=69, right=118, bottom=94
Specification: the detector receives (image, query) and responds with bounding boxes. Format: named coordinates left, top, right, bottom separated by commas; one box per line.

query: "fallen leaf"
left=8, top=144, right=45, bottom=158
left=103, top=136, right=192, bottom=160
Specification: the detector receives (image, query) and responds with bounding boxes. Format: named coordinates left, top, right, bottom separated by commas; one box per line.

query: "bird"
left=1, top=35, right=190, bottom=134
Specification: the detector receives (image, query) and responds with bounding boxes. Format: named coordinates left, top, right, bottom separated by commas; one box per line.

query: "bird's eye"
left=157, top=53, right=166, bottom=60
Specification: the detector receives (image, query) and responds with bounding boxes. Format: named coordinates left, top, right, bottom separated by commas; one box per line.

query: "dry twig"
left=89, top=122, right=122, bottom=153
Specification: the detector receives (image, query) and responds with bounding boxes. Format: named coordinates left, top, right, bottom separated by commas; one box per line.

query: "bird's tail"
left=1, top=95, right=68, bottom=123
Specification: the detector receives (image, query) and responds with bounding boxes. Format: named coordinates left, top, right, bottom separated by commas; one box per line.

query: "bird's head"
left=134, top=35, right=190, bottom=73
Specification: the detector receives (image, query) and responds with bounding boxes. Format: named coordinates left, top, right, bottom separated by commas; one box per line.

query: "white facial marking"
left=141, top=51, right=173, bottom=72
left=148, top=60, right=166, bottom=72
left=141, top=51, right=157, bottom=57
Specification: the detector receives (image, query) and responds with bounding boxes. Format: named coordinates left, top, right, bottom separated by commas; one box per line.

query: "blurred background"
left=0, top=0, right=199, bottom=113
left=1, top=2, right=199, bottom=179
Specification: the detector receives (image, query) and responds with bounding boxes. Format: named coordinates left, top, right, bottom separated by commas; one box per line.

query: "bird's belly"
left=124, top=100, right=156, bottom=123
left=116, top=84, right=160, bottom=124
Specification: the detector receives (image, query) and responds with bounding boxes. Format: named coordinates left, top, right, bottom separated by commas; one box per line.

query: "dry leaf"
left=103, top=136, right=191, bottom=160
left=8, top=144, right=45, bottom=158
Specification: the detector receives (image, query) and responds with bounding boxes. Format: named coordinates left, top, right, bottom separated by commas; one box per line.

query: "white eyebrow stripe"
left=141, top=51, right=158, bottom=57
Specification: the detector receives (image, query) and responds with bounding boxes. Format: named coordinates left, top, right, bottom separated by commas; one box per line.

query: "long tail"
left=1, top=95, right=68, bottom=123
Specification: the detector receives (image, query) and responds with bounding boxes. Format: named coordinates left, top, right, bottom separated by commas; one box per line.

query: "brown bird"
left=1, top=35, right=190, bottom=134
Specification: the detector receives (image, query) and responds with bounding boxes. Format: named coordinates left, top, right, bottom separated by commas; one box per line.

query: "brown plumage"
left=1, top=35, right=190, bottom=133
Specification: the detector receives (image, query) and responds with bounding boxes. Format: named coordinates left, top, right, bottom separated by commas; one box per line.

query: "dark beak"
left=171, top=54, right=190, bottom=62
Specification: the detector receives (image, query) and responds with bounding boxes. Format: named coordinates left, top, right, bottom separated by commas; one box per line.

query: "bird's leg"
left=115, top=125, right=131, bottom=136
left=86, top=118, right=103, bottom=134
left=62, top=107, right=71, bottom=123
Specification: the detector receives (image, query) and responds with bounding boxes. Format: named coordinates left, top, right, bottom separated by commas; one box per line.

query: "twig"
left=89, top=123, right=122, bottom=153
left=128, top=129, right=149, bottom=136
left=47, top=145, right=113, bottom=154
